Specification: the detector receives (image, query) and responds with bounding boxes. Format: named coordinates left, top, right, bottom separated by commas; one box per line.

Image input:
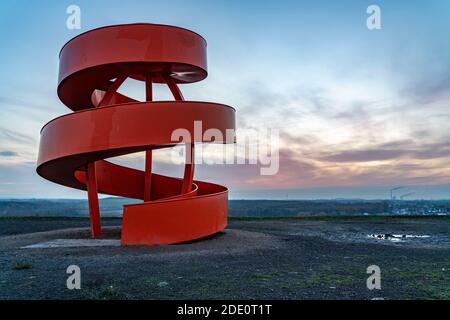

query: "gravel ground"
left=0, top=217, right=449, bottom=300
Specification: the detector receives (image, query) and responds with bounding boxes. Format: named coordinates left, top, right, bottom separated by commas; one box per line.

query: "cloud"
left=0, top=96, right=47, bottom=110
left=317, top=140, right=450, bottom=163
left=0, top=128, right=35, bottom=145
left=0, top=150, right=18, bottom=157
left=399, top=62, right=450, bottom=105
left=0, top=162, right=84, bottom=198
left=320, top=148, right=407, bottom=162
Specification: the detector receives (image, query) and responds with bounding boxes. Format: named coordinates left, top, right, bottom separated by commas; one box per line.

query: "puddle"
left=368, top=234, right=430, bottom=242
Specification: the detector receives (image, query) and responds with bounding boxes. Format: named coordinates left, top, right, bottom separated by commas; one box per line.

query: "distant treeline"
left=0, top=198, right=137, bottom=217
left=228, top=200, right=390, bottom=217
left=0, top=198, right=449, bottom=217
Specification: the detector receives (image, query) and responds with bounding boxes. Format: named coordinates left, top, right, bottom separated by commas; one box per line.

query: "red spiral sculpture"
left=37, top=23, right=236, bottom=245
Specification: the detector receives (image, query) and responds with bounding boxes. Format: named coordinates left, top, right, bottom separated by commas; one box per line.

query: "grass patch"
left=253, top=271, right=284, bottom=280
left=13, top=262, right=32, bottom=270
left=230, top=215, right=450, bottom=222
left=83, top=284, right=128, bottom=300
left=383, top=263, right=450, bottom=300
left=306, top=272, right=356, bottom=287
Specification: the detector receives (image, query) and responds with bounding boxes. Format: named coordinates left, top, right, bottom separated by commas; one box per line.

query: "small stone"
left=329, top=286, right=336, bottom=289
left=157, top=281, right=168, bottom=287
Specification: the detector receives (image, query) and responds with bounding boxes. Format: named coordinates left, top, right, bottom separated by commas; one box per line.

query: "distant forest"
left=1, top=198, right=449, bottom=217
left=228, top=200, right=390, bottom=217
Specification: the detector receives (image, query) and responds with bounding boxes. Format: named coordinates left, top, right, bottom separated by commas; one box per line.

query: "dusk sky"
left=1, top=0, right=450, bottom=199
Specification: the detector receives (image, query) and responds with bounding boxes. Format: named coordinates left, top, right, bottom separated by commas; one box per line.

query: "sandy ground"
left=0, top=217, right=449, bottom=299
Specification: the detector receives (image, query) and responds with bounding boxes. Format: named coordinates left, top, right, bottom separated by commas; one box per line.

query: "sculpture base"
left=121, top=192, right=228, bottom=245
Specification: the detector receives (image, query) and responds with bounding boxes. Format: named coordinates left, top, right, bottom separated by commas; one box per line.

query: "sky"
left=1, top=0, right=450, bottom=199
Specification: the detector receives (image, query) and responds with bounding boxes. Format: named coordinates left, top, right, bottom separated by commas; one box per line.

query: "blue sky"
left=1, top=0, right=450, bottom=199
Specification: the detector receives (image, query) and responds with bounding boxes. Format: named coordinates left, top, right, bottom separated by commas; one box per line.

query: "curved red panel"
left=36, top=23, right=236, bottom=245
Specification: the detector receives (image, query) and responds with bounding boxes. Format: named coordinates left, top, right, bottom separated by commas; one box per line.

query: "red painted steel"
left=36, top=23, right=236, bottom=245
